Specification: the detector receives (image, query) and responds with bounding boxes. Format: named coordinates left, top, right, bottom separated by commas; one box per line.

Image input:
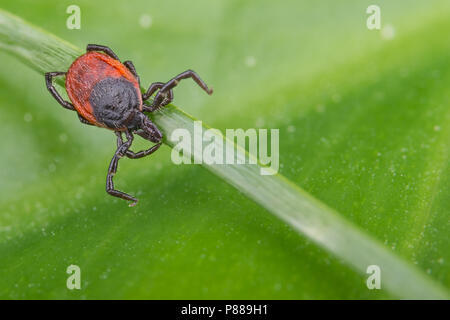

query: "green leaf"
left=0, top=2, right=448, bottom=299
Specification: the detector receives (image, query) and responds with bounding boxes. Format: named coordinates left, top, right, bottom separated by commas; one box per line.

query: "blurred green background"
left=0, top=0, right=449, bottom=299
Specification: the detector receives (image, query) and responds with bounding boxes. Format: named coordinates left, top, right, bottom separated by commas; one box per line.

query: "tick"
left=45, top=44, right=213, bottom=206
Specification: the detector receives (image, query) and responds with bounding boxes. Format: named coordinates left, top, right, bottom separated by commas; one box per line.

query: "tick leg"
left=142, top=82, right=164, bottom=100
left=45, top=72, right=75, bottom=110
left=150, top=70, right=213, bottom=109
left=116, top=131, right=162, bottom=159
left=142, top=82, right=174, bottom=111
left=126, top=144, right=161, bottom=159
left=123, top=60, right=140, bottom=84
left=86, top=44, right=120, bottom=61
left=106, top=131, right=138, bottom=206
left=78, top=114, right=93, bottom=126
left=142, top=99, right=174, bottom=113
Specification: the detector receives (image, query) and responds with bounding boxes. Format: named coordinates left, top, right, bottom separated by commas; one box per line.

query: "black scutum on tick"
left=89, top=77, right=140, bottom=129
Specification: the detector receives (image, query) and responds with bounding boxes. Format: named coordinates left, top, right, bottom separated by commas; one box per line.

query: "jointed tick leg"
left=123, top=60, right=140, bottom=84
left=142, top=83, right=174, bottom=111
left=142, top=82, right=169, bottom=100
left=78, top=114, right=93, bottom=125
left=45, top=72, right=75, bottom=110
left=86, top=44, right=120, bottom=61
left=107, top=127, right=162, bottom=205
left=125, top=144, right=161, bottom=159
left=106, top=131, right=138, bottom=206
left=116, top=131, right=162, bottom=159
left=147, top=70, right=213, bottom=110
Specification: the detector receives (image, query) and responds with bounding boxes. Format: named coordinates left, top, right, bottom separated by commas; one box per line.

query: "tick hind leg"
left=45, top=72, right=75, bottom=110
left=146, top=70, right=213, bottom=110
left=123, top=60, right=140, bottom=84
left=106, top=131, right=138, bottom=206
left=86, top=44, right=120, bottom=61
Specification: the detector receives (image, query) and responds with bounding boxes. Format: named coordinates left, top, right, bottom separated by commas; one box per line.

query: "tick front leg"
left=116, top=131, right=162, bottom=159
left=150, top=70, right=213, bottom=109
left=106, top=131, right=138, bottom=206
left=45, top=72, right=75, bottom=110
left=126, top=143, right=161, bottom=159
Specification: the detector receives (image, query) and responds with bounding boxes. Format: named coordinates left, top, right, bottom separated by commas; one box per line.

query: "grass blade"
left=0, top=8, right=448, bottom=299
